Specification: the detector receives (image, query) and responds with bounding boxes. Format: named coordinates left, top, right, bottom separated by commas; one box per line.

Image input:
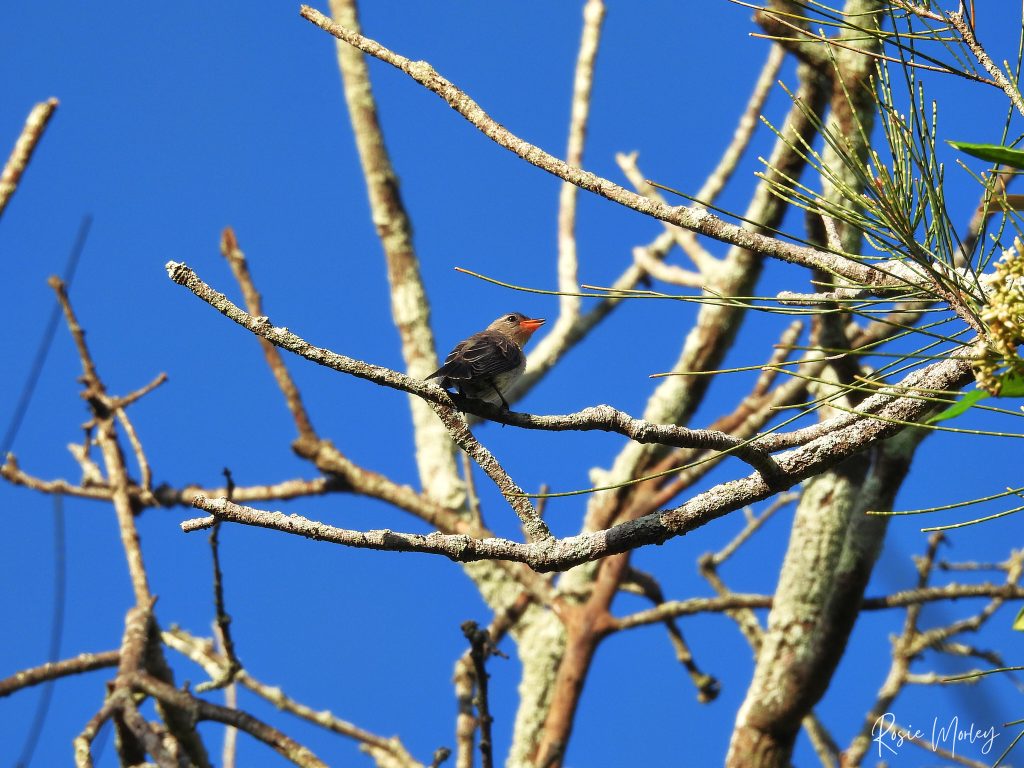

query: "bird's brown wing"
left=427, top=330, right=524, bottom=382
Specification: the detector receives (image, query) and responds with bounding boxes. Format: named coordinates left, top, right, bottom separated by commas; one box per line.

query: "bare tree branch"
left=195, top=470, right=242, bottom=694
left=0, top=651, right=119, bottom=698
left=50, top=276, right=152, bottom=605
left=298, top=6, right=923, bottom=292
left=220, top=228, right=317, bottom=442
left=461, top=621, right=497, bottom=768
left=133, top=672, right=328, bottom=768
left=165, top=628, right=423, bottom=767
left=179, top=357, right=966, bottom=570
left=555, top=0, right=605, bottom=328
left=327, top=0, right=464, bottom=509
left=891, top=1, right=1024, bottom=118
left=698, top=42, right=787, bottom=204
left=166, top=260, right=785, bottom=482
left=0, top=98, right=57, bottom=219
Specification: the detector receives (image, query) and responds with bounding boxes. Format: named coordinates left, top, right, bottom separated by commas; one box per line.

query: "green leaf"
left=927, top=388, right=991, bottom=424
left=927, top=371, right=1024, bottom=424
left=948, top=140, right=1024, bottom=170
left=998, top=370, right=1024, bottom=397
left=1014, top=605, right=1024, bottom=632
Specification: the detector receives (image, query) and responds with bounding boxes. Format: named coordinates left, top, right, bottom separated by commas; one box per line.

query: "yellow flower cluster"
left=976, top=243, right=1024, bottom=395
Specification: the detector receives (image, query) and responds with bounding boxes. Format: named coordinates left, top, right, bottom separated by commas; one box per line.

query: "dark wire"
left=1, top=214, right=93, bottom=457
left=91, top=719, right=111, bottom=765
left=9, top=215, right=91, bottom=768
left=14, top=496, right=65, bottom=768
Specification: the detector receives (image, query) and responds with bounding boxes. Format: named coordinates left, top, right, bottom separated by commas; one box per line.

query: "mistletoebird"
left=428, top=312, right=546, bottom=409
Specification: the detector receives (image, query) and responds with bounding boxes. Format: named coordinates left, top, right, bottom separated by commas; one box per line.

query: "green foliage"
left=1014, top=606, right=1024, bottom=632
left=926, top=387, right=991, bottom=424
left=948, top=140, right=1024, bottom=170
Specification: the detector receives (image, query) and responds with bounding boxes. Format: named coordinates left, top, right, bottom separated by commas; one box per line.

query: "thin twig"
left=616, top=150, right=717, bottom=276
left=50, top=276, right=152, bottom=604
left=164, top=628, right=421, bottom=766
left=461, top=621, right=496, bottom=768
left=165, top=261, right=783, bottom=481
left=844, top=532, right=944, bottom=765
left=513, top=226, right=676, bottom=400
left=892, top=1, right=1024, bottom=117
left=0, top=98, right=58, bottom=219
left=619, top=568, right=720, bottom=701
left=220, top=228, right=316, bottom=441
left=709, top=492, right=799, bottom=566
left=218, top=628, right=239, bottom=768
left=0, top=456, right=348, bottom=507
left=74, top=693, right=123, bottom=768
left=115, top=409, right=153, bottom=494
left=196, top=468, right=242, bottom=693
left=2, top=215, right=92, bottom=457
left=177, top=331, right=974, bottom=572
left=0, top=650, right=119, bottom=698
left=697, top=43, right=786, bottom=204
left=555, top=0, right=605, bottom=325
left=132, top=672, right=327, bottom=768
left=425, top=402, right=552, bottom=542
left=111, top=371, right=169, bottom=410
left=454, top=596, right=529, bottom=768
left=297, top=6, right=926, bottom=292
left=887, top=717, right=992, bottom=768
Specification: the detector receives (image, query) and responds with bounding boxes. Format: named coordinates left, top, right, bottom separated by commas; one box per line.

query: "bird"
left=427, top=312, right=546, bottom=409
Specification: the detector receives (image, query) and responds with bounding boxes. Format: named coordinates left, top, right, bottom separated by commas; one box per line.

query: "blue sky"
left=2, top=2, right=1023, bottom=766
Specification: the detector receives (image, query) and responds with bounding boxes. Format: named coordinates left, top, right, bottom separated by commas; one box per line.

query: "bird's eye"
left=506, top=314, right=517, bottom=323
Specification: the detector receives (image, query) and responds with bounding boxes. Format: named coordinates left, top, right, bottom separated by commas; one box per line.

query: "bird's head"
left=489, top=312, right=546, bottom=346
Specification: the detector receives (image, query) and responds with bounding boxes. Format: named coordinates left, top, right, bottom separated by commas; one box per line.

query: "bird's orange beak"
left=519, top=317, right=546, bottom=334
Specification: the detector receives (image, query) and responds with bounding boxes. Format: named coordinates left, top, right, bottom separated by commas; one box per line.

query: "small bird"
left=428, top=312, right=546, bottom=408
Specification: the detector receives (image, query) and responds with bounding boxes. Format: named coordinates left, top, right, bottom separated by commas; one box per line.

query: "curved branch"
left=168, top=260, right=977, bottom=573
left=0, top=651, right=119, bottom=698
left=164, top=628, right=423, bottom=767
left=298, top=6, right=909, bottom=290
left=612, top=583, right=1024, bottom=631
left=132, top=673, right=327, bottom=768
left=181, top=342, right=970, bottom=569
left=165, top=261, right=782, bottom=481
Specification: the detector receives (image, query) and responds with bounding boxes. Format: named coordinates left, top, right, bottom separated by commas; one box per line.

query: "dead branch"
left=0, top=98, right=58, bottom=219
